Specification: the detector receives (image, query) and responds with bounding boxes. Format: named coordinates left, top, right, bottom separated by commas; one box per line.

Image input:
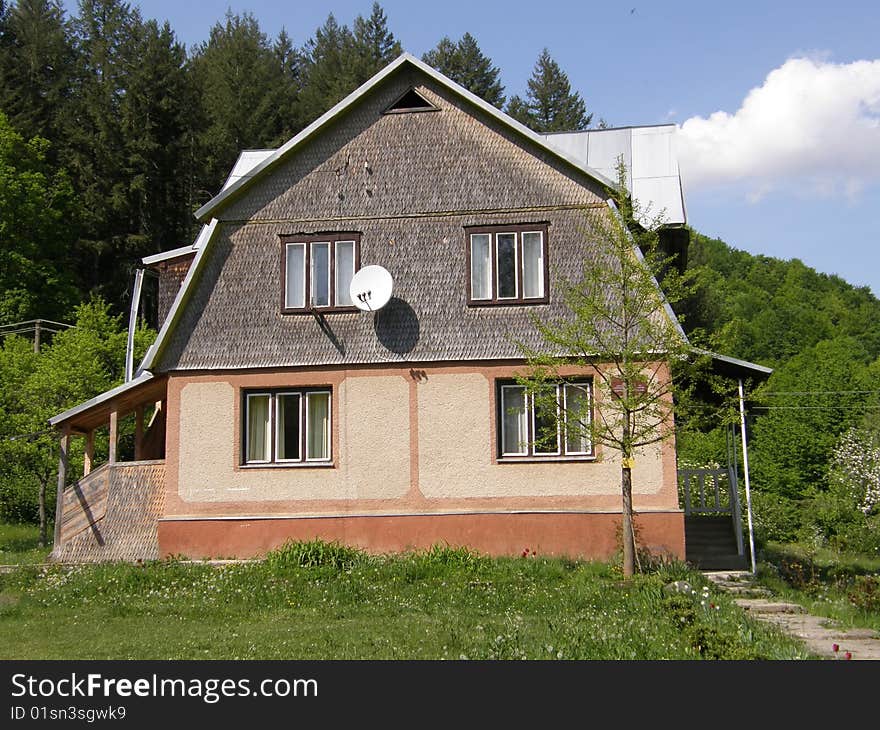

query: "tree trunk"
left=621, top=464, right=635, bottom=577
left=38, top=478, right=48, bottom=547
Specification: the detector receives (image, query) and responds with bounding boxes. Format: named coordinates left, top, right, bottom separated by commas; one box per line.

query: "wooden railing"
left=59, top=463, right=111, bottom=544
left=678, top=467, right=745, bottom=557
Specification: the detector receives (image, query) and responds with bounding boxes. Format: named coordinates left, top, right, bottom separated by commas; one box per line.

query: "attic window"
left=383, top=88, right=438, bottom=114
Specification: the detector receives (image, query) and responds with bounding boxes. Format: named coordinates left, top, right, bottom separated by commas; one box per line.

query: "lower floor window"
left=244, top=389, right=331, bottom=464
left=498, top=381, right=592, bottom=458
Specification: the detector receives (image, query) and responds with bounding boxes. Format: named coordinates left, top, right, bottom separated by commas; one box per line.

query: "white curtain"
left=285, top=244, right=305, bottom=308
left=502, top=386, right=528, bottom=455
left=470, top=234, right=491, bottom=299
left=335, top=241, right=356, bottom=306
left=247, top=394, right=271, bottom=462
left=522, top=232, right=543, bottom=298
left=307, top=392, right=330, bottom=460
left=564, top=384, right=591, bottom=454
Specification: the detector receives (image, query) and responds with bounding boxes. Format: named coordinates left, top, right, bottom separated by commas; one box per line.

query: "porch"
left=48, top=373, right=168, bottom=562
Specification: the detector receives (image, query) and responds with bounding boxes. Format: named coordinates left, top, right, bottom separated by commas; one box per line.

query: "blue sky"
left=64, top=1, right=880, bottom=295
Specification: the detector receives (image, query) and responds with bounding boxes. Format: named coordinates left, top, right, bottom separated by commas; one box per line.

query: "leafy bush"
left=847, top=575, right=880, bottom=613
left=751, top=490, right=802, bottom=543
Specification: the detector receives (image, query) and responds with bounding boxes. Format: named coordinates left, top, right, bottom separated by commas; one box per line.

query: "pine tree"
left=297, top=13, right=358, bottom=123
left=422, top=32, right=505, bottom=107
left=0, top=0, right=74, bottom=145
left=507, top=48, right=592, bottom=132
left=120, top=18, right=194, bottom=259
left=62, top=0, right=136, bottom=298
left=190, top=11, right=290, bottom=197
left=352, top=2, right=400, bottom=82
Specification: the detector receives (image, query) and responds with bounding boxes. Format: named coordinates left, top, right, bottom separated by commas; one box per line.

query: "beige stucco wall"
left=165, top=363, right=679, bottom=519
left=417, top=373, right=666, bottom=502
left=176, top=376, right=410, bottom=503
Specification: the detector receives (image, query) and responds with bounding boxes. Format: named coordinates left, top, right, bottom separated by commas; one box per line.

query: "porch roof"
left=695, top=349, right=773, bottom=380
left=48, top=372, right=168, bottom=433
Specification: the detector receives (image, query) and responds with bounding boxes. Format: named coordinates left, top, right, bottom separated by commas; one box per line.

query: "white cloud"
left=677, top=57, right=880, bottom=199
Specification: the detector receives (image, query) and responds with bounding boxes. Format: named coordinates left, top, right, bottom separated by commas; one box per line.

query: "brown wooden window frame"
left=241, top=387, right=333, bottom=467
left=465, top=223, right=550, bottom=306
left=280, top=232, right=361, bottom=314
left=496, top=378, right=595, bottom=461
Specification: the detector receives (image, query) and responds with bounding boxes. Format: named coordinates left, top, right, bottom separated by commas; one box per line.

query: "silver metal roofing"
left=48, top=371, right=155, bottom=426
left=540, top=125, right=687, bottom=227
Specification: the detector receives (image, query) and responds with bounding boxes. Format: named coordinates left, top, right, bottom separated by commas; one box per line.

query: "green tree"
left=0, top=298, right=155, bottom=543
left=120, top=18, right=195, bottom=259
left=422, top=32, right=505, bottom=107
left=507, top=48, right=591, bottom=132
left=0, top=0, right=74, bottom=145
left=750, top=336, right=873, bottom=501
left=0, top=112, right=80, bottom=323
left=297, top=13, right=358, bottom=123
left=517, top=162, right=694, bottom=576
left=352, top=2, right=400, bottom=81
left=190, top=11, right=292, bottom=197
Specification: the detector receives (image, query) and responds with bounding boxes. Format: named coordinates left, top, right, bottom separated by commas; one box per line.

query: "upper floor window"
left=466, top=224, right=548, bottom=305
left=281, top=233, right=360, bottom=312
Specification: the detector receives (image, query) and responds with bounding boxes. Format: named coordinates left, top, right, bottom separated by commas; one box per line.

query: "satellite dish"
left=349, top=265, right=393, bottom=312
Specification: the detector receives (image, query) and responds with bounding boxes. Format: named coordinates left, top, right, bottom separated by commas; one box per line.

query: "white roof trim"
left=49, top=372, right=155, bottom=426
left=195, top=52, right=616, bottom=222
left=694, top=349, right=774, bottom=376
left=142, top=245, right=197, bottom=266
left=138, top=218, right=221, bottom=373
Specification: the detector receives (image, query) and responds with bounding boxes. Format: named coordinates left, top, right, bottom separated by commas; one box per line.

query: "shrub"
left=847, top=575, right=880, bottom=613
left=263, top=539, right=367, bottom=571
left=751, top=490, right=802, bottom=543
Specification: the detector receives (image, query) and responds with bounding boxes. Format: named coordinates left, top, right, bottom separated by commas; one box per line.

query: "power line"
left=759, top=390, right=880, bottom=396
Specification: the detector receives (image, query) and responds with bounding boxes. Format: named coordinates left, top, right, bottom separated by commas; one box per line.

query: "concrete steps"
left=685, top=516, right=747, bottom=570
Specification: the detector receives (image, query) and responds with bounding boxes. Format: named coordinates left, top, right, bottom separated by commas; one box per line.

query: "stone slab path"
left=705, top=570, right=880, bottom=660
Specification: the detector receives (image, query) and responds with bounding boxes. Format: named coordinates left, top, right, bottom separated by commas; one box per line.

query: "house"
left=48, top=53, right=701, bottom=563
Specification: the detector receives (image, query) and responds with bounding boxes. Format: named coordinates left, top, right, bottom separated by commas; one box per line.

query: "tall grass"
left=0, top=538, right=812, bottom=660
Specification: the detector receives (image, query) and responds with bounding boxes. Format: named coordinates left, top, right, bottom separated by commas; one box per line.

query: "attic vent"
left=383, top=88, right=438, bottom=114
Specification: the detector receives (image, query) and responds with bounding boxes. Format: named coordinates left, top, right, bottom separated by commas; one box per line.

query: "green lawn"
left=0, top=522, right=52, bottom=565
left=0, top=534, right=813, bottom=660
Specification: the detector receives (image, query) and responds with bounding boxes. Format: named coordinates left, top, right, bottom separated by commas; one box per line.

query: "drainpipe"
left=125, top=268, right=145, bottom=382
left=738, top=378, right=757, bottom=574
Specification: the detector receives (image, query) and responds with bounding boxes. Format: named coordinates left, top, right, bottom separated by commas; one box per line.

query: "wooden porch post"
left=83, top=430, right=95, bottom=476
left=108, top=407, right=118, bottom=465
left=53, top=427, right=70, bottom=548
left=135, top=405, right=144, bottom=461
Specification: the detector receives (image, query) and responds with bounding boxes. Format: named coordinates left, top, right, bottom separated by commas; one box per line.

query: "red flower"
left=832, top=643, right=839, bottom=652
left=845, top=652, right=852, bottom=660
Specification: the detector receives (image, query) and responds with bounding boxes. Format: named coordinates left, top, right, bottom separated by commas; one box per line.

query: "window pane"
left=564, top=384, right=591, bottom=454
left=285, top=244, right=305, bottom=308
left=276, top=393, right=301, bottom=461
left=470, top=234, right=491, bottom=299
left=246, top=394, right=270, bottom=462
left=501, top=386, right=528, bottom=455
left=306, top=392, right=331, bottom=460
left=311, top=242, right=330, bottom=307
left=522, top=231, right=544, bottom=298
left=496, top=233, right=517, bottom=298
left=335, top=241, right=355, bottom=306
left=533, top=387, right=560, bottom=455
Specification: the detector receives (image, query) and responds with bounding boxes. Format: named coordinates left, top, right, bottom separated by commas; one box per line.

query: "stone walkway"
left=705, top=570, right=880, bottom=660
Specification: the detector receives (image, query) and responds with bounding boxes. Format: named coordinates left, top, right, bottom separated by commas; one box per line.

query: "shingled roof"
left=139, top=53, right=688, bottom=374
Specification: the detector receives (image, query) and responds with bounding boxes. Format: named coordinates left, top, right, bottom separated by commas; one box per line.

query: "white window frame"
left=495, top=232, right=519, bottom=300
left=282, top=236, right=360, bottom=312
left=498, top=380, right=593, bottom=459
left=244, top=392, right=272, bottom=464
left=274, top=391, right=303, bottom=463
left=243, top=388, right=333, bottom=465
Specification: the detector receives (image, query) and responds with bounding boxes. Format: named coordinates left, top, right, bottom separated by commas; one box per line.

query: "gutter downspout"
left=738, top=378, right=757, bottom=574
left=125, top=268, right=145, bottom=383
